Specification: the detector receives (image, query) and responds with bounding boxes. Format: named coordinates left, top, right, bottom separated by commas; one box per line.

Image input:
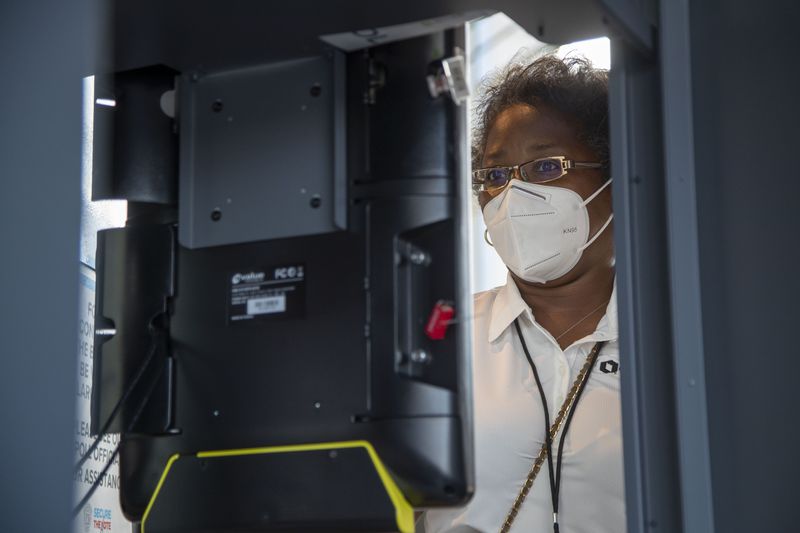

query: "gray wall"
left=690, top=1, right=800, bottom=531
left=0, top=1, right=93, bottom=531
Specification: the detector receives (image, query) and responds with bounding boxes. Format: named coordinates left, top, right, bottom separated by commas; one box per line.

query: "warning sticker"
left=228, top=264, right=305, bottom=323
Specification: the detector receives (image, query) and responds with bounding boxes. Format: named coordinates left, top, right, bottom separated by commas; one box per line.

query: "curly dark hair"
left=472, top=54, right=609, bottom=175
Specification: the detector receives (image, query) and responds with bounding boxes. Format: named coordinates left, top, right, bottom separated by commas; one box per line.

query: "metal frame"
left=609, top=1, right=716, bottom=531
left=658, top=1, right=716, bottom=531
left=456, top=26, right=477, bottom=499
left=610, top=38, right=685, bottom=533
left=602, top=0, right=720, bottom=531
left=597, top=0, right=656, bottom=53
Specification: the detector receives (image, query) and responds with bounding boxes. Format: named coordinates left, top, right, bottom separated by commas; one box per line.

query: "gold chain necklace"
left=499, top=341, right=604, bottom=533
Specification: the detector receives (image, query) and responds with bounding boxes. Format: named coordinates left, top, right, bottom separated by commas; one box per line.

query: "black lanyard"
left=514, top=319, right=604, bottom=533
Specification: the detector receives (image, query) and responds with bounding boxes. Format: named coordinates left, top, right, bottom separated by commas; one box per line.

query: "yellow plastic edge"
left=141, top=452, right=180, bottom=533
left=140, top=441, right=414, bottom=533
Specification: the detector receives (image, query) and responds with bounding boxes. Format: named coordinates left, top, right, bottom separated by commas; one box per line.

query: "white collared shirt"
left=423, top=274, right=626, bottom=533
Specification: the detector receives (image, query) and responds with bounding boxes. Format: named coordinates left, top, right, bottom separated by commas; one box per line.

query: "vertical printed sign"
left=74, top=75, right=131, bottom=532
left=73, top=265, right=132, bottom=533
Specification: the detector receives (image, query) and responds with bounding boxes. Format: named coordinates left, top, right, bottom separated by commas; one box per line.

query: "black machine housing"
left=91, top=22, right=474, bottom=532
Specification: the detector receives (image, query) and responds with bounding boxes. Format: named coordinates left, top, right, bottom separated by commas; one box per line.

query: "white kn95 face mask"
left=482, top=178, right=613, bottom=284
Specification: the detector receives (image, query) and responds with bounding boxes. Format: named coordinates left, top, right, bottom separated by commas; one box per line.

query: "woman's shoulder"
left=472, top=284, right=504, bottom=320
left=474, top=285, right=504, bottom=304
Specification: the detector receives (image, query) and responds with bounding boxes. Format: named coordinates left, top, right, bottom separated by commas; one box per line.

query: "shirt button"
left=559, top=365, right=566, bottom=377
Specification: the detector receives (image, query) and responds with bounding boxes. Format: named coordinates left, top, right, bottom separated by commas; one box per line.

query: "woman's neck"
left=511, top=266, right=615, bottom=350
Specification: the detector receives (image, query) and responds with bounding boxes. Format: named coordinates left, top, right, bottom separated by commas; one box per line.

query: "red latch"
left=425, top=300, right=454, bottom=340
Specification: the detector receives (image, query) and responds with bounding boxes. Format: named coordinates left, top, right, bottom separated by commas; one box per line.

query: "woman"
left=423, top=55, right=625, bottom=533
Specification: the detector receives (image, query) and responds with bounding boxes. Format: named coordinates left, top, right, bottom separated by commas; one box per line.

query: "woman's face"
left=479, top=103, right=615, bottom=284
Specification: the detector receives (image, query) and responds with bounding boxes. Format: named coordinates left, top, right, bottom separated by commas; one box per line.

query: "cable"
left=514, top=319, right=605, bottom=533
left=72, top=347, right=167, bottom=518
left=514, top=320, right=559, bottom=527
left=74, top=332, right=160, bottom=473
left=553, top=341, right=605, bottom=516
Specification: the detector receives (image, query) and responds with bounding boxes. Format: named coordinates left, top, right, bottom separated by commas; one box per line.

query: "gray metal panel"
left=455, top=26, right=476, bottom=497
left=595, top=0, right=657, bottom=53
left=107, top=0, right=617, bottom=74
left=610, top=39, right=683, bottom=533
left=688, top=1, right=800, bottom=532
left=332, top=50, right=347, bottom=230
left=658, top=1, right=716, bottom=532
left=0, top=1, right=87, bottom=531
left=178, top=55, right=341, bottom=248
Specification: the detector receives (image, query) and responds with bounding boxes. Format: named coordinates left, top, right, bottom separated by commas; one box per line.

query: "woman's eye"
left=535, top=160, right=559, bottom=172
left=487, top=169, right=509, bottom=185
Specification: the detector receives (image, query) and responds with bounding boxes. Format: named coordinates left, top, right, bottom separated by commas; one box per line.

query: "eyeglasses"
left=472, top=156, right=604, bottom=195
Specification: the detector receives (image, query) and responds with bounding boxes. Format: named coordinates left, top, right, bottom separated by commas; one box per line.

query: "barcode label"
left=228, top=263, right=304, bottom=324
left=247, top=295, right=286, bottom=315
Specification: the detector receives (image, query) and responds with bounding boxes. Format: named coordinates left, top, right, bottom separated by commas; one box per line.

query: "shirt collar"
left=592, top=277, right=618, bottom=341
left=487, top=273, right=619, bottom=344
left=487, top=273, right=534, bottom=344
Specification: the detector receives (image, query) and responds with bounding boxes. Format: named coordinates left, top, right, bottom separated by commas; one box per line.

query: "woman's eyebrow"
left=481, top=149, right=505, bottom=165
left=481, top=143, right=562, bottom=166
left=527, top=142, right=557, bottom=151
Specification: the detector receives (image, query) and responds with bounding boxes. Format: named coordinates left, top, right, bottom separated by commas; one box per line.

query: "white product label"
left=247, top=295, right=286, bottom=315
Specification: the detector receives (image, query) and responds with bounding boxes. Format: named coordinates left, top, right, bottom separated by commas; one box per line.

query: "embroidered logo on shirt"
left=599, top=360, right=619, bottom=374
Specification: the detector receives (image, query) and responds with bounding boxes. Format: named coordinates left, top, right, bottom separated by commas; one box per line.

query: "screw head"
left=410, top=349, right=430, bottom=364
left=212, top=100, right=223, bottom=112
left=409, top=251, right=428, bottom=265
left=310, top=84, right=322, bottom=97
left=211, top=208, right=222, bottom=221
left=310, top=196, right=321, bottom=209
